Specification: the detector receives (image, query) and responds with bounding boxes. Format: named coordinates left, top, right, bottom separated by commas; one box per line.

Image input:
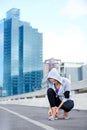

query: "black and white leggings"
left=47, top=88, right=74, bottom=112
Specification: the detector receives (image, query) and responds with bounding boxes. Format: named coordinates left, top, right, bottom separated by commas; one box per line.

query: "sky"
left=0, top=0, right=87, bottom=63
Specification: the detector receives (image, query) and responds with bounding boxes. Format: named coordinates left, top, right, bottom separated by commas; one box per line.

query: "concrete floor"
left=0, top=104, right=87, bottom=130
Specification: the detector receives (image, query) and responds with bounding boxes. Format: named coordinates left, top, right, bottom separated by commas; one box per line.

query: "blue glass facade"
left=4, top=19, right=12, bottom=96
left=3, top=16, right=20, bottom=96
left=0, top=20, right=4, bottom=89
left=19, top=26, right=23, bottom=94
left=19, top=23, right=43, bottom=93
left=6, top=8, right=20, bottom=20
left=3, top=8, right=43, bottom=96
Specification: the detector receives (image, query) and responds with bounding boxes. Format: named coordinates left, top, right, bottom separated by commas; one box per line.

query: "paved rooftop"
left=0, top=104, right=87, bottom=130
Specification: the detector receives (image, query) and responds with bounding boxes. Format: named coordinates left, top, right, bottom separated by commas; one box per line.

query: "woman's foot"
left=48, top=107, right=59, bottom=120
left=48, top=115, right=55, bottom=120
left=63, top=111, right=68, bottom=116
left=58, top=112, right=70, bottom=120
left=48, top=115, right=58, bottom=120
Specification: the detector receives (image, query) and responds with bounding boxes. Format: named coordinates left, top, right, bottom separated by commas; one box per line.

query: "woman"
left=47, top=68, right=74, bottom=120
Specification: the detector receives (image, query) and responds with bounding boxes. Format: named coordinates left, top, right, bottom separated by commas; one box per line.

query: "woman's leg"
left=47, top=88, right=61, bottom=116
left=47, top=88, right=57, bottom=107
left=61, top=100, right=74, bottom=112
left=58, top=100, right=74, bottom=119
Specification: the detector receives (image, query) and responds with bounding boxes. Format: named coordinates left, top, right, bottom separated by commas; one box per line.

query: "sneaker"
left=58, top=114, right=70, bottom=120
left=54, top=115, right=58, bottom=120
left=48, top=115, right=58, bottom=120
left=48, top=115, right=55, bottom=121
left=63, top=115, right=70, bottom=120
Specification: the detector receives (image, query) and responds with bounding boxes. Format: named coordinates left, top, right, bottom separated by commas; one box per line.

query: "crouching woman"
left=47, top=68, right=74, bottom=120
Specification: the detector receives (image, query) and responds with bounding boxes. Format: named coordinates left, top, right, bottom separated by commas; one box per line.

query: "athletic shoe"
left=54, top=115, right=58, bottom=120
left=58, top=114, right=70, bottom=120
left=48, top=115, right=59, bottom=120
left=48, top=115, right=55, bottom=121
left=63, top=115, right=70, bottom=120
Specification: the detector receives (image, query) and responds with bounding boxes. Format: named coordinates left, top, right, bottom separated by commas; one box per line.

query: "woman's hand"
left=48, top=108, right=52, bottom=116
left=48, top=107, right=59, bottom=116
left=55, top=107, right=59, bottom=116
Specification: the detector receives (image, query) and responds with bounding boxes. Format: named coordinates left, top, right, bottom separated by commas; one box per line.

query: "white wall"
left=0, top=88, right=87, bottom=110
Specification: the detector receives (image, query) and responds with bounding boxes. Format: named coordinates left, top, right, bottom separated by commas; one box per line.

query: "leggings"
left=47, top=88, right=74, bottom=112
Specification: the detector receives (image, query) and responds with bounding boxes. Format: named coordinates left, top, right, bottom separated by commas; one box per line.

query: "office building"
left=43, top=58, right=61, bottom=77
left=43, top=58, right=85, bottom=82
left=82, top=64, right=87, bottom=80
left=19, top=22, right=43, bottom=93
left=0, top=19, right=4, bottom=89
left=1, top=8, right=43, bottom=96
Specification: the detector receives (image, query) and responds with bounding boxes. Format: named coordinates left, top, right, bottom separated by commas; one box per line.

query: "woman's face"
left=49, top=78, right=57, bottom=84
left=49, top=78, right=61, bottom=88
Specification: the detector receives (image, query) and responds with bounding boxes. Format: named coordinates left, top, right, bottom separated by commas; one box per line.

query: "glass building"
left=0, top=20, right=4, bottom=90
left=2, top=8, right=43, bottom=96
left=19, top=22, right=43, bottom=93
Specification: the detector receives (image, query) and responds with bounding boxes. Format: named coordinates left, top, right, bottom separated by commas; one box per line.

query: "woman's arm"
left=57, top=101, right=64, bottom=110
left=55, top=101, right=64, bottom=115
left=64, top=91, right=70, bottom=98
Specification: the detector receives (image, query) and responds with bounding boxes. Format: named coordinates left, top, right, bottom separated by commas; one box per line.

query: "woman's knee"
left=62, top=100, right=74, bottom=112
left=47, top=88, right=54, bottom=95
